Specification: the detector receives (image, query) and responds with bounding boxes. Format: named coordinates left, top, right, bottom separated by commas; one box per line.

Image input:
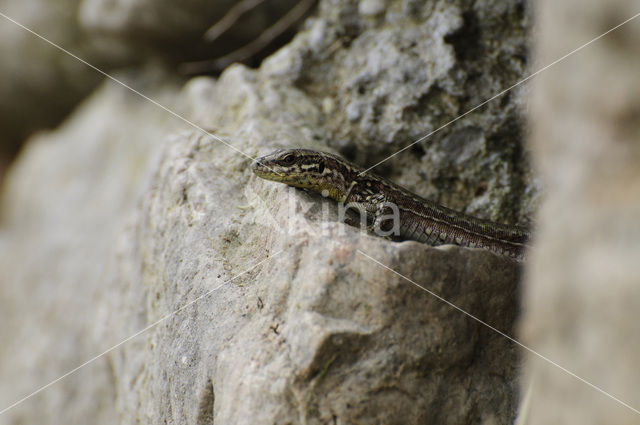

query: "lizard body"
left=252, top=149, right=529, bottom=260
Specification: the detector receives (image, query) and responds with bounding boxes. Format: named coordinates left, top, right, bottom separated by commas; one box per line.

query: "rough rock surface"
left=520, top=0, right=640, bottom=424
left=276, top=0, right=535, bottom=225
left=0, top=0, right=533, bottom=424
left=115, top=132, right=523, bottom=423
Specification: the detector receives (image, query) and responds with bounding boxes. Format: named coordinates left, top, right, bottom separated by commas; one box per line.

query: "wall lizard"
left=252, top=148, right=530, bottom=260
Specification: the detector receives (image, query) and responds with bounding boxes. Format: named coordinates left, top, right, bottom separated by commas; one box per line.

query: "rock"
left=0, top=0, right=532, bottom=423
left=0, top=0, right=102, bottom=155
left=263, top=0, right=534, bottom=226
left=105, top=70, right=522, bottom=423
left=520, top=0, right=640, bottom=423
left=359, top=0, right=385, bottom=17
left=0, top=70, right=183, bottom=424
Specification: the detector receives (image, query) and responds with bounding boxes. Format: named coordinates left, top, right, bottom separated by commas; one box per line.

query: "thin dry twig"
left=204, top=0, right=268, bottom=43
left=181, top=0, right=317, bottom=74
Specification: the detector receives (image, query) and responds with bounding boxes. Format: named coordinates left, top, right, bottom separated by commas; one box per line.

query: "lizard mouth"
left=251, top=160, right=268, bottom=174
left=251, top=159, right=282, bottom=181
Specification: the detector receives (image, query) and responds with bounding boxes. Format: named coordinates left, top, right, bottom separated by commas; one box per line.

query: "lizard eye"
left=282, top=154, right=295, bottom=164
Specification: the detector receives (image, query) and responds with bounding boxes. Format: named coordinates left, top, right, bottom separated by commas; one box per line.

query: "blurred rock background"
left=520, top=0, right=640, bottom=424
left=0, top=0, right=310, bottom=182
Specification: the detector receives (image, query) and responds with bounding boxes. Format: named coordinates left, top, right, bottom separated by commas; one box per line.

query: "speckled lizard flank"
left=252, top=149, right=530, bottom=260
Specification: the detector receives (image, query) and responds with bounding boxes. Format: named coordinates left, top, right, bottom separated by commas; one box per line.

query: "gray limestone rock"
left=262, top=0, right=534, bottom=226
left=105, top=70, right=523, bottom=423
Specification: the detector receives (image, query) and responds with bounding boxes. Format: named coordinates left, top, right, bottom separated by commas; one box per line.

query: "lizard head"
left=251, top=149, right=353, bottom=201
